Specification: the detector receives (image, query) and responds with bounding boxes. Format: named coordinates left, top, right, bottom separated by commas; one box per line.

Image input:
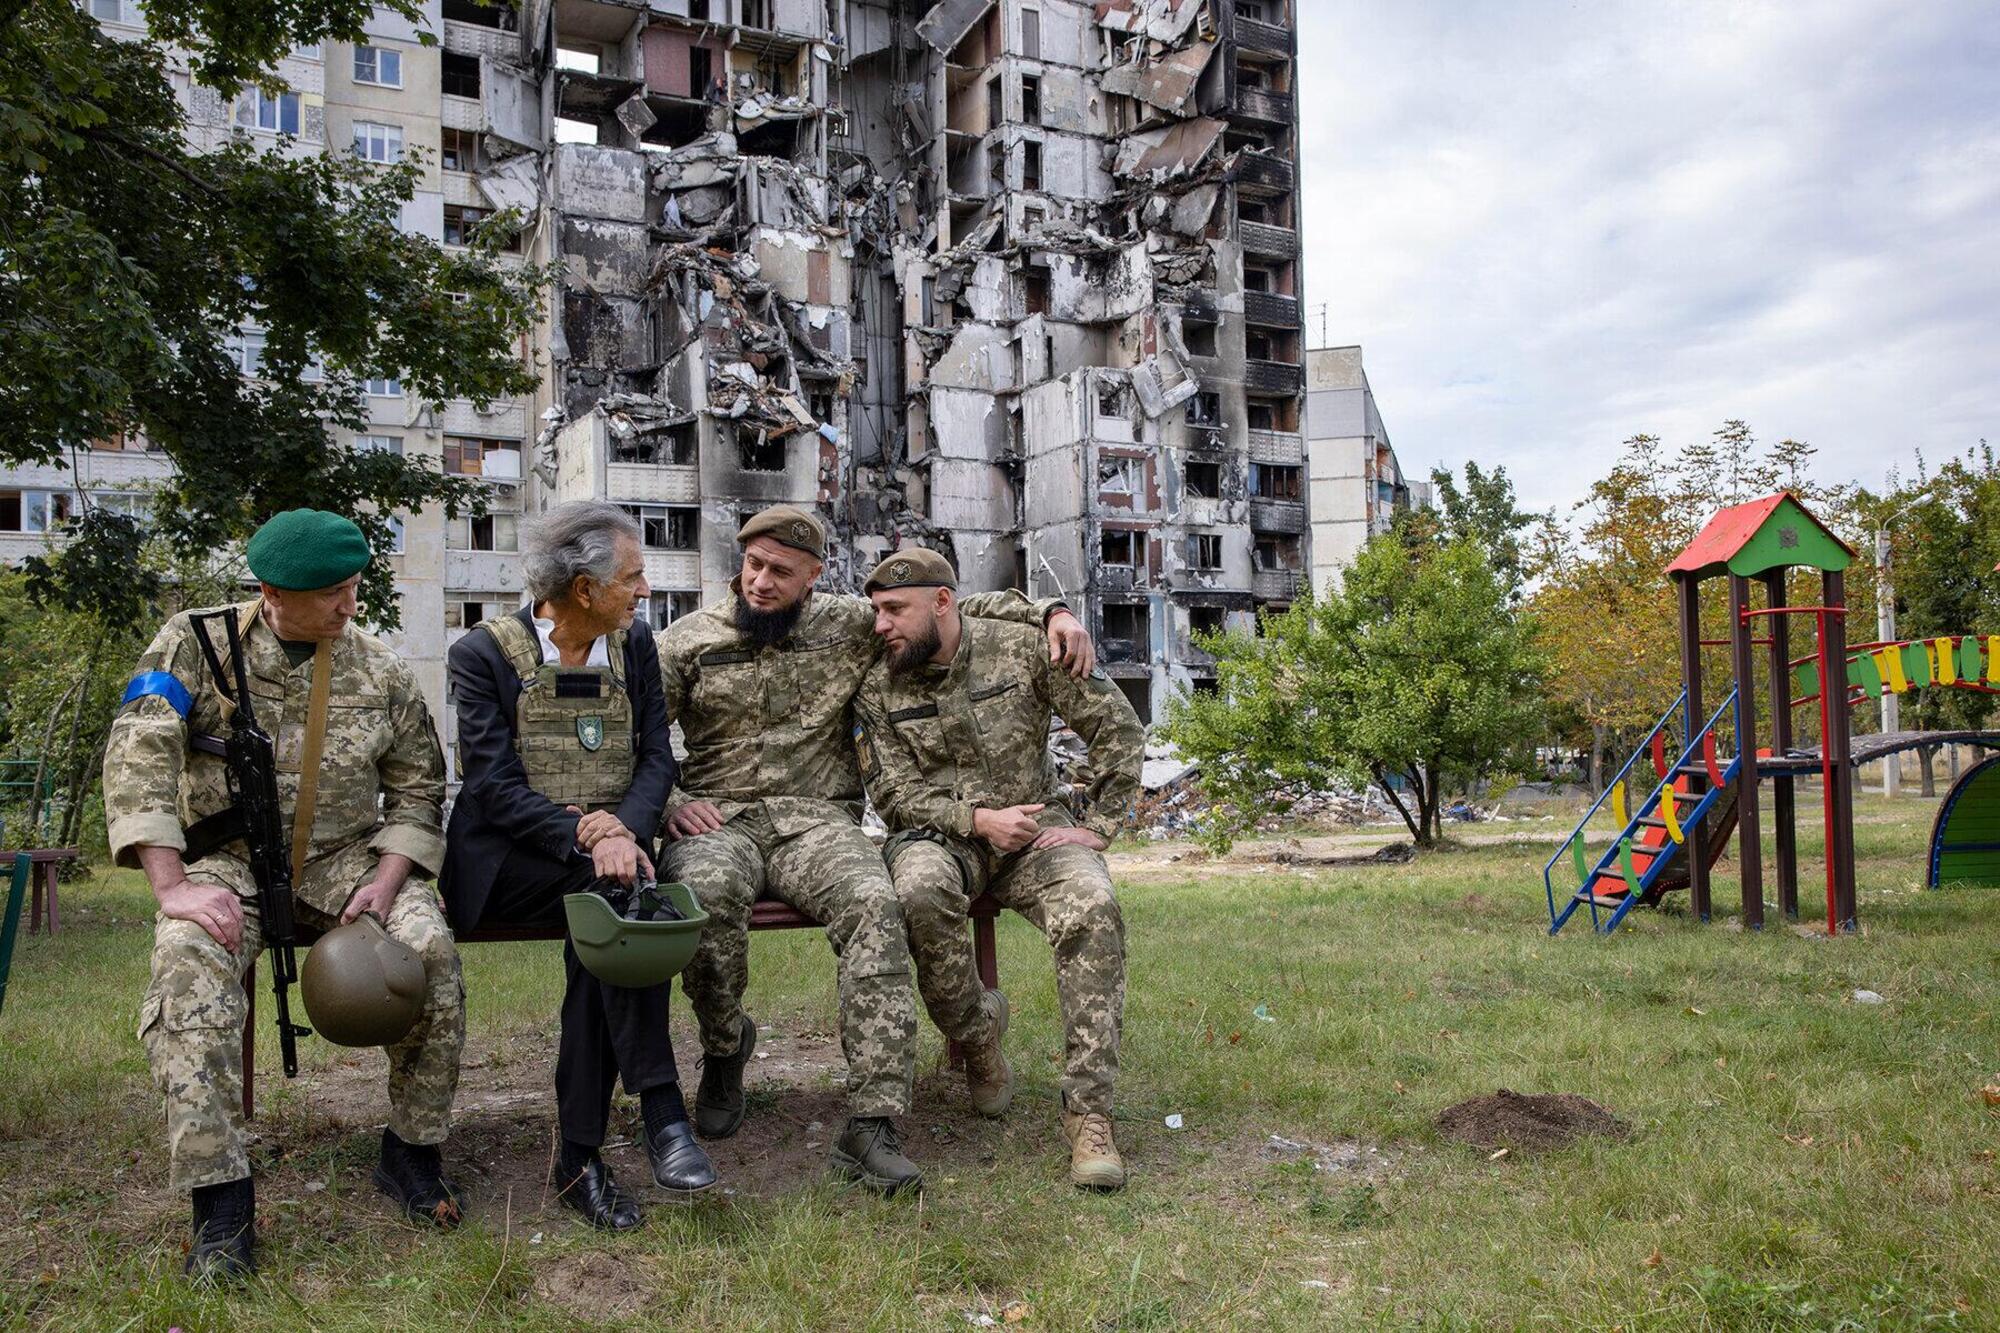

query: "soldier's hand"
left=157, top=879, right=245, bottom=951
left=1031, top=826, right=1109, bottom=853
left=974, top=803, right=1046, bottom=853
left=592, top=833, right=644, bottom=885
left=341, top=878, right=402, bottom=925
left=1046, top=610, right=1096, bottom=678
left=665, top=800, right=727, bottom=840
left=570, top=808, right=631, bottom=851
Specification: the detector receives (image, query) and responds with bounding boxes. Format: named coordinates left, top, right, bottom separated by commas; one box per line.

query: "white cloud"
left=1300, top=0, right=2000, bottom=513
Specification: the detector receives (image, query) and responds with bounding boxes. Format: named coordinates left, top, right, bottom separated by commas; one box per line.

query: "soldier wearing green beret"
left=105, top=509, right=464, bottom=1280
left=657, top=505, right=1097, bottom=1196
left=854, top=550, right=1145, bottom=1191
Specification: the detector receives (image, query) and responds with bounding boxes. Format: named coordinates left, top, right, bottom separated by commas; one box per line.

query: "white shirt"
left=531, top=612, right=611, bottom=667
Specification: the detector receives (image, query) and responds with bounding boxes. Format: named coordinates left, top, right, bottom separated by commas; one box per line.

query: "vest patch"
left=888, top=703, right=940, bottom=723
left=577, top=715, right=605, bottom=751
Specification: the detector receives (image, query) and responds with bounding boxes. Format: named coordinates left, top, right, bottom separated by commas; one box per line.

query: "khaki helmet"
left=564, top=880, right=709, bottom=988
left=301, top=913, right=427, bottom=1046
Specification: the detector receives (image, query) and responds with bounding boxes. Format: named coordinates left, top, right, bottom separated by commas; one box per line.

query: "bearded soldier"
left=443, top=501, right=710, bottom=1231
left=853, top=549, right=1143, bottom=1191
left=107, top=510, right=463, bottom=1280
left=658, top=505, right=1095, bottom=1196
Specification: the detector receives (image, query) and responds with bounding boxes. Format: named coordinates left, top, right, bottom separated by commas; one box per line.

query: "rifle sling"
left=288, top=638, right=335, bottom=884
left=182, top=807, right=246, bottom=863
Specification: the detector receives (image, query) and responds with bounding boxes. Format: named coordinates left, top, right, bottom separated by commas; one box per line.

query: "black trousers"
left=484, top=847, right=680, bottom=1146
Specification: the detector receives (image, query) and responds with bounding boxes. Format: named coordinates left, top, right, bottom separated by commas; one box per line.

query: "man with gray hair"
left=443, top=500, right=712, bottom=1230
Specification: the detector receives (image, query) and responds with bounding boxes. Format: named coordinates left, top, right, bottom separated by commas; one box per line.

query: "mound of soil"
left=1436, top=1089, right=1629, bottom=1151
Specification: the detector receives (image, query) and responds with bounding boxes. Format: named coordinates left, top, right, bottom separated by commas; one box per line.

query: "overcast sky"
left=1297, top=1, right=2000, bottom=514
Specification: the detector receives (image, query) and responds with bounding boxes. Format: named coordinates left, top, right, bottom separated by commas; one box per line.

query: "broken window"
left=443, top=0, right=514, bottom=28
left=688, top=0, right=709, bottom=19
left=1101, top=603, right=1151, bottom=663
left=739, top=432, right=787, bottom=472
left=441, top=128, right=476, bottom=172
left=1185, top=392, right=1222, bottom=427
left=1254, top=533, right=1304, bottom=569
left=1246, top=329, right=1275, bottom=361
left=1022, top=75, right=1041, bottom=125
left=1183, top=322, right=1217, bottom=356
left=1184, top=461, right=1222, bottom=499
left=1022, top=267, right=1049, bottom=315
left=441, top=51, right=481, bottom=99
left=1190, top=533, right=1224, bottom=570
left=1115, top=677, right=1151, bottom=723
left=809, top=390, right=836, bottom=425
left=1189, top=606, right=1226, bottom=638
left=0, top=490, right=72, bottom=533
left=644, top=591, right=701, bottom=628
left=1022, top=205, right=1045, bottom=232
left=353, top=44, right=402, bottom=87
left=689, top=46, right=714, bottom=99
left=556, top=45, right=601, bottom=74
left=447, top=513, right=519, bottom=552
left=236, top=88, right=301, bottom=136
left=620, top=504, right=699, bottom=550
left=1095, top=381, right=1129, bottom=420
left=1100, top=529, right=1136, bottom=566
left=352, top=121, right=403, bottom=162
left=1243, top=265, right=1273, bottom=293
left=1238, top=196, right=1271, bottom=223
left=1251, top=464, right=1302, bottom=500
left=1246, top=402, right=1277, bottom=431
left=742, top=0, right=769, bottom=28
left=1020, top=7, right=1041, bottom=59
left=1099, top=456, right=1142, bottom=498
left=987, top=78, right=1003, bottom=131
left=1022, top=140, right=1042, bottom=191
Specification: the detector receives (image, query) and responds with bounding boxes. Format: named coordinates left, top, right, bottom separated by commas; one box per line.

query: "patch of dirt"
left=1243, top=839, right=1416, bottom=868
left=1436, top=1090, right=1630, bottom=1152
left=533, top=1248, right=652, bottom=1323
left=1256, top=1133, right=1398, bottom=1179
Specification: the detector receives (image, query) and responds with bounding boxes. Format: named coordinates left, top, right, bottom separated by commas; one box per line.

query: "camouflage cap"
left=736, top=504, right=826, bottom=560
left=864, top=547, right=958, bottom=594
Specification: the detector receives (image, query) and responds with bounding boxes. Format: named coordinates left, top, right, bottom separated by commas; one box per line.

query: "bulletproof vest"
left=479, top=614, right=634, bottom=811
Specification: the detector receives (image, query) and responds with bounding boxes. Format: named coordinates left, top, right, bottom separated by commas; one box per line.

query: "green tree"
left=1, top=0, right=547, bottom=629
left=1163, top=530, right=1544, bottom=849
left=1423, top=461, right=1534, bottom=598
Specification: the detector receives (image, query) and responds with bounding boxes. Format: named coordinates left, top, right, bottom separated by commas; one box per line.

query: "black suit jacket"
left=441, top=608, right=677, bottom=931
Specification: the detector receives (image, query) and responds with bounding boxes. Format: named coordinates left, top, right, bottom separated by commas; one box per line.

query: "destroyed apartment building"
left=36, top=0, right=1313, bottom=730
left=459, top=0, right=1309, bottom=722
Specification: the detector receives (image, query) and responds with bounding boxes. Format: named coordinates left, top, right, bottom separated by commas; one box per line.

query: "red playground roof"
left=1667, top=491, right=1854, bottom=580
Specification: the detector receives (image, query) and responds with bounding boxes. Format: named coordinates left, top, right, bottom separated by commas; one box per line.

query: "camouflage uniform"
left=106, top=601, right=460, bottom=1192
left=854, top=616, right=1144, bottom=1115
left=657, top=587, right=1059, bottom=1118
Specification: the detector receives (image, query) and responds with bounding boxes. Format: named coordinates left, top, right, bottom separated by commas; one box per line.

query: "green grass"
left=1, top=794, right=1994, bottom=1329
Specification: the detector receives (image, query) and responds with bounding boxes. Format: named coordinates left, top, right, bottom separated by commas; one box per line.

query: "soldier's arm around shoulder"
left=372, top=656, right=448, bottom=877
left=1038, top=647, right=1145, bottom=843
left=959, top=587, right=1069, bottom=628
left=854, top=669, right=979, bottom=838
left=446, top=628, right=579, bottom=860
left=104, top=613, right=203, bottom=868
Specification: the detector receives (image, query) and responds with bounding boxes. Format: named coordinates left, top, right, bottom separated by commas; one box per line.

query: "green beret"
left=736, top=504, right=826, bottom=560
left=245, top=509, right=373, bottom=591
left=864, top=547, right=958, bottom=594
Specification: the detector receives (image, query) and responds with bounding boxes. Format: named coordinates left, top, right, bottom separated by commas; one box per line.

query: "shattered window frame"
left=1184, top=461, right=1223, bottom=500
left=1190, top=533, right=1225, bottom=571
left=619, top=503, right=700, bottom=551
left=1099, top=528, right=1138, bottom=567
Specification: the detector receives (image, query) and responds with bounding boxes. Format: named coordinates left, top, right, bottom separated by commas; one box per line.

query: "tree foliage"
left=1163, top=527, right=1544, bottom=849
left=0, top=0, right=548, bottom=627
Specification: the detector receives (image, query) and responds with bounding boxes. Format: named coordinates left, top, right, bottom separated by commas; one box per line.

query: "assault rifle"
left=183, top=607, right=311, bottom=1077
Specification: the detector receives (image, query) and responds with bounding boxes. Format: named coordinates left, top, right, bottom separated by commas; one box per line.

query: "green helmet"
left=563, top=880, right=708, bottom=988
left=301, top=913, right=427, bottom=1046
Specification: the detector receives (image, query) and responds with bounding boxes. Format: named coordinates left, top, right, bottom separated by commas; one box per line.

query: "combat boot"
left=1061, top=1102, right=1127, bottom=1192
left=695, top=1013, right=757, bottom=1139
left=374, top=1128, right=465, bottom=1228
left=186, top=1176, right=255, bottom=1282
left=829, top=1116, right=923, bottom=1197
left=963, top=989, right=1014, bottom=1117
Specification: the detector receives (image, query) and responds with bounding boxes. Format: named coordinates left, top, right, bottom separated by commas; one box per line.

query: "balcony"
left=1252, top=569, right=1302, bottom=600
left=1234, top=149, right=1294, bottom=195
left=1250, top=499, right=1308, bottom=532
left=1231, top=86, right=1295, bottom=125
left=442, top=18, right=519, bottom=60
left=1238, top=219, right=1298, bottom=259
left=1234, top=15, right=1292, bottom=56
left=606, top=462, right=698, bottom=504
left=1246, top=429, right=1304, bottom=465
left=1243, top=289, right=1298, bottom=327
left=441, top=94, right=485, bottom=132
left=1244, top=358, right=1304, bottom=394
left=642, top=549, right=701, bottom=590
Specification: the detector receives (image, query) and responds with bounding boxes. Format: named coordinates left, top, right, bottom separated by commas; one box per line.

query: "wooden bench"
left=242, top=894, right=1001, bottom=1115
left=0, top=848, right=79, bottom=936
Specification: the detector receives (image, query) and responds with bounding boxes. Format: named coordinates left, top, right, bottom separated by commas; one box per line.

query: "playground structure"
left=1546, top=492, right=1998, bottom=936
left=1931, top=754, right=2000, bottom=889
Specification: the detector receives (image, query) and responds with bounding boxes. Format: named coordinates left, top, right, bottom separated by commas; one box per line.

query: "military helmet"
left=301, top=913, right=427, bottom=1046
left=564, top=879, right=708, bottom=988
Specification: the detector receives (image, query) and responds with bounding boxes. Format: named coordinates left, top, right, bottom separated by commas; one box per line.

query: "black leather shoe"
left=646, top=1119, right=719, bottom=1193
left=556, top=1155, right=643, bottom=1231
left=695, top=1013, right=757, bottom=1139
left=186, top=1176, right=255, bottom=1282
left=373, top=1128, right=465, bottom=1228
